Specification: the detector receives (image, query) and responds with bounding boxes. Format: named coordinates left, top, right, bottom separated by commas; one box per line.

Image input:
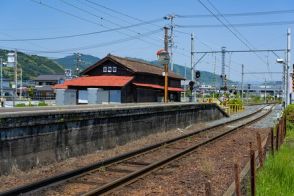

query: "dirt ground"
left=112, top=127, right=270, bottom=196
left=0, top=123, right=206, bottom=192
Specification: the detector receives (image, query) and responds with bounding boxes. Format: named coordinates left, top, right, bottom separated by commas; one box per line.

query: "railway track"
left=0, top=105, right=272, bottom=196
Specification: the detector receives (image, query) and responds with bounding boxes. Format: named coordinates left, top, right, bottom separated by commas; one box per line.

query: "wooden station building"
left=54, top=54, right=184, bottom=103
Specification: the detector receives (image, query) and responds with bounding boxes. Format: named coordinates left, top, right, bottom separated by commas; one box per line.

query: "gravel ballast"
left=0, top=105, right=265, bottom=193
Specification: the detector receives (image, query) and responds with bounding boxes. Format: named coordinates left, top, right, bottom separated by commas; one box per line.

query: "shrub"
left=15, top=103, right=26, bottom=107
left=38, top=101, right=48, bottom=106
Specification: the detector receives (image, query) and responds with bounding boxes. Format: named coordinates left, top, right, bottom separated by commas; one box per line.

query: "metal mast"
left=20, top=67, right=22, bottom=99
left=0, top=58, right=2, bottom=98
left=14, top=50, right=17, bottom=107
left=221, top=47, right=226, bottom=87
left=191, top=33, right=195, bottom=83
left=241, top=64, right=244, bottom=101
left=191, top=33, right=196, bottom=102
left=286, top=28, right=291, bottom=105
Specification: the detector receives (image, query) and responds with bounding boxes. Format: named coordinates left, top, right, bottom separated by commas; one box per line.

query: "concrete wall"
left=0, top=103, right=228, bottom=175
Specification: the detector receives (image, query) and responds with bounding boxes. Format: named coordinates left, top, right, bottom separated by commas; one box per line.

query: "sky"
left=0, top=0, right=293, bottom=82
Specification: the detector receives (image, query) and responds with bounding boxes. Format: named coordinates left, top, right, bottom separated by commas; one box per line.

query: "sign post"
left=157, top=49, right=170, bottom=103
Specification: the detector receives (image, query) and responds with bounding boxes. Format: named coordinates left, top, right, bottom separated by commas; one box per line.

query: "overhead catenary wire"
left=0, top=29, right=162, bottom=54
left=85, top=0, right=217, bottom=52
left=176, top=20, right=294, bottom=28
left=30, top=0, right=104, bottom=26
left=0, top=19, right=162, bottom=42
left=59, top=0, right=162, bottom=46
left=176, top=9, right=294, bottom=18
left=199, top=0, right=274, bottom=80
left=27, top=0, right=163, bottom=46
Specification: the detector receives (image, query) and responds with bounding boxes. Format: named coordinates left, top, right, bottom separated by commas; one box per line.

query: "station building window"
left=103, top=66, right=107, bottom=72
left=108, top=66, right=112, bottom=72
left=113, top=66, right=117, bottom=72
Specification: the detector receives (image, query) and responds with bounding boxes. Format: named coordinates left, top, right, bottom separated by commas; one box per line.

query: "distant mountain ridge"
left=54, top=54, right=100, bottom=71
left=0, top=49, right=234, bottom=85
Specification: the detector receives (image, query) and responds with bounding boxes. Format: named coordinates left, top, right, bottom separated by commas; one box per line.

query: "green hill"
left=0, top=49, right=64, bottom=80
left=0, top=49, right=234, bottom=85
left=54, top=54, right=100, bottom=70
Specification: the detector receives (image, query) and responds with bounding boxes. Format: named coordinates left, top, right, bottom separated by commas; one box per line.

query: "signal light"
left=189, top=81, right=195, bottom=91
left=195, top=70, right=200, bottom=78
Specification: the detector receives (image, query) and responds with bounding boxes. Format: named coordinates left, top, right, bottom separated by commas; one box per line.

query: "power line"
left=0, top=29, right=162, bottom=54
left=85, top=0, right=151, bottom=24
left=199, top=0, right=273, bottom=79
left=176, top=9, right=294, bottom=18
left=0, top=20, right=162, bottom=42
left=195, top=49, right=286, bottom=54
left=83, top=0, right=167, bottom=44
left=59, top=0, right=162, bottom=47
left=62, top=0, right=165, bottom=46
left=30, top=0, right=103, bottom=26
left=176, top=20, right=294, bottom=28
left=84, top=0, right=218, bottom=56
left=197, top=0, right=255, bottom=53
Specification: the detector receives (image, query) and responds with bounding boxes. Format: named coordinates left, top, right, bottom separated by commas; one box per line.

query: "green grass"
left=256, top=115, right=294, bottom=196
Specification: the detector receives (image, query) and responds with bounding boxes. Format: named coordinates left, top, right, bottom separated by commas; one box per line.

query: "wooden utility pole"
left=164, top=27, right=169, bottom=103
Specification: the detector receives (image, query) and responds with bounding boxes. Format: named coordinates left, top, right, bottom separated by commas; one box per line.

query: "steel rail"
left=83, top=106, right=273, bottom=195
left=0, top=105, right=268, bottom=196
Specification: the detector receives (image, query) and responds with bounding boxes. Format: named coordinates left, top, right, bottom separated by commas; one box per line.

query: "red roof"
left=133, top=82, right=184, bottom=92
left=53, top=76, right=134, bottom=89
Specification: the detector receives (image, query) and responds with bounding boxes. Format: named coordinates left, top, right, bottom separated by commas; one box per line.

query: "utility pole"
left=264, top=78, right=267, bottom=103
left=164, top=14, right=175, bottom=71
left=282, top=60, right=286, bottom=107
left=286, top=28, right=291, bottom=105
left=164, top=26, right=169, bottom=103
left=0, top=58, right=3, bottom=98
left=221, top=46, right=228, bottom=104
left=241, top=64, right=244, bottom=102
left=75, top=53, right=81, bottom=77
left=20, top=67, right=22, bottom=99
left=13, top=50, right=17, bottom=107
left=213, top=55, right=217, bottom=99
left=221, top=47, right=226, bottom=88
left=191, top=33, right=196, bottom=102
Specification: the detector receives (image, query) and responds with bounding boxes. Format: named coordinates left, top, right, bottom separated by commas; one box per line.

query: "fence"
left=224, top=114, right=287, bottom=196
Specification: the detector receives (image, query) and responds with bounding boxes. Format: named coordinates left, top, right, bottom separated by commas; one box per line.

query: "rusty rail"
left=0, top=105, right=270, bottom=196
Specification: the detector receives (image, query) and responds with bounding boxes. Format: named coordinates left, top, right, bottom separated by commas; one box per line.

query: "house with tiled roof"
left=54, top=54, right=184, bottom=103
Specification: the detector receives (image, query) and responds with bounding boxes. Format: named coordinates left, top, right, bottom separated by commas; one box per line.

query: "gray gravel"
left=249, top=104, right=283, bottom=128
left=207, top=105, right=266, bottom=127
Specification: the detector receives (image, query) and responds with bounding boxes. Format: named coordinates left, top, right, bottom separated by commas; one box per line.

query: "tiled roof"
left=133, top=82, right=184, bottom=92
left=35, top=85, right=53, bottom=91
left=53, top=76, right=134, bottom=89
left=81, top=54, right=184, bottom=80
